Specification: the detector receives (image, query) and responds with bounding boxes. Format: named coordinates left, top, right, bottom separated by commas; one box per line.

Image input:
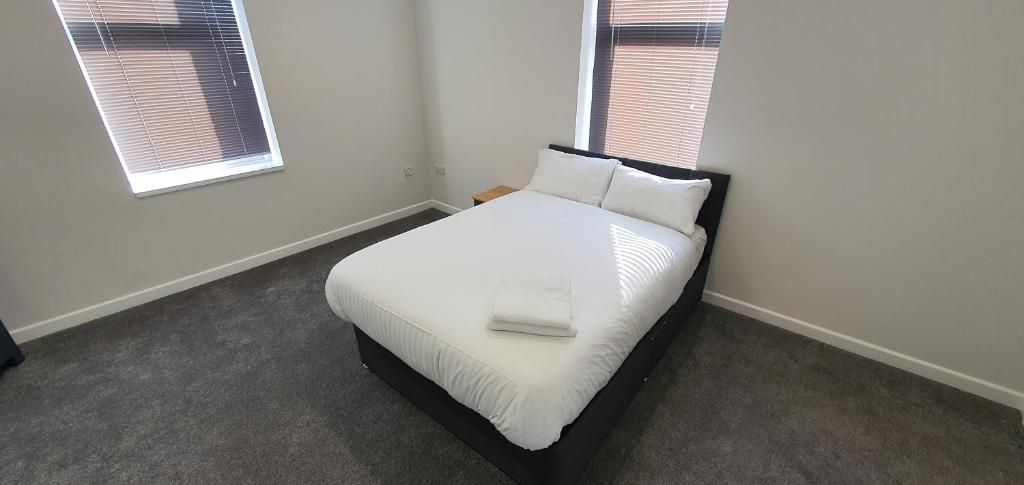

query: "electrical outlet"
left=435, top=165, right=446, bottom=175
left=403, top=166, right=414, bottom=177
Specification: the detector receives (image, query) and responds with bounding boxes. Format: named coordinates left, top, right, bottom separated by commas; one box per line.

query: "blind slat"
left=55, top=0, right=270, bottom=175
left=589, top=0, right=728, bottom=168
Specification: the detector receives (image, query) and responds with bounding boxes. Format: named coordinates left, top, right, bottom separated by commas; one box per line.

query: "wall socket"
left=435, top=165, right=446, bottom=175
left=403, top=166, right=414, bottom=177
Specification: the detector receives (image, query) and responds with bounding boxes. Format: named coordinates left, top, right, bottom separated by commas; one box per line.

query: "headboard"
left=548, top=144, right=730, bottom=268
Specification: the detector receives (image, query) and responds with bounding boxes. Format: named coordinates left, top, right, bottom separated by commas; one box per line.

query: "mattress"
left=325, top=190, right=706, bottom=450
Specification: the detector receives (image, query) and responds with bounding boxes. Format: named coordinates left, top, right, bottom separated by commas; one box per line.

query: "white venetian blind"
left=589, top=0, right=729, bottom=167
left=54, top=0, right=272, bottom=178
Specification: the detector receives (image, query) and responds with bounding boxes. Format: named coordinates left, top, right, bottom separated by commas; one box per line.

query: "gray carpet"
left=1, top=209, right=1021, bottom=484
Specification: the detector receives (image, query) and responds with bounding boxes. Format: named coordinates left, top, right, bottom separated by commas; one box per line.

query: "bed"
left=326, top=145, right=729, bottom=484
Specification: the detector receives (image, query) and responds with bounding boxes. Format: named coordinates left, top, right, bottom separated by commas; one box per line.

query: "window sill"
left=130, top=156, right=284, bottom=198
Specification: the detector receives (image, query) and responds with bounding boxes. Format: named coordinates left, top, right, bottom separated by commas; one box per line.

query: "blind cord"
left=93, top=0, right=165, bottom=171
left=675, top=0, right=710, bottom=164
left=149, top=0, right=212, bottom=168
left=206, top=0, right=248, bottom=154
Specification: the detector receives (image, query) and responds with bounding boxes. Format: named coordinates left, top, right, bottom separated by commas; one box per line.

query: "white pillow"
left=600, top=165, right=711, bottom=236
left=524, top=149, right=620, bottom=206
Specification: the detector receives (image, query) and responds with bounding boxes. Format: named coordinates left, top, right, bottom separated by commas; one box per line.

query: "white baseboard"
left=10, top=202, right=1020, bottom=421
left=430, top=199, right=463, bottom=214
left=702, top=290, right=1024, bottom=416
left=11, top=200, right=437, bottom=344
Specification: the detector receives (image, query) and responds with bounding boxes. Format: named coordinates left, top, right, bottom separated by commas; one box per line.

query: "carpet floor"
left=1, top=209, right=1022, bottom=484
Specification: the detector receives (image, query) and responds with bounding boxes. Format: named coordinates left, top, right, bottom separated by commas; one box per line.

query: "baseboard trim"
left=11, top=206, right=1020, bottom=419
left=430, top=199, right=463, bottom=214
left=702, top=290, right=1024, bottom=416
left=11, top=200, right=437, bottom=344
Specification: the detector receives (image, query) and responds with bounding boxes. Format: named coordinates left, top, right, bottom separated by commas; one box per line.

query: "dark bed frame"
left=352, top=144, right=730, bottom=484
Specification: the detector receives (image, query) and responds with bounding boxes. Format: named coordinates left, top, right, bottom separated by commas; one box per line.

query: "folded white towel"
left=488, top=278, right=576, bottom=337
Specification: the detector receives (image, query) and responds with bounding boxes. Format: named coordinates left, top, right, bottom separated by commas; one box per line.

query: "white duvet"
left=325, top=191, right=706, bottom=450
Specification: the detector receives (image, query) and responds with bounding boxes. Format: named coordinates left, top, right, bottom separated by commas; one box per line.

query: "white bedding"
left=325, top=190, right=706, bottom=450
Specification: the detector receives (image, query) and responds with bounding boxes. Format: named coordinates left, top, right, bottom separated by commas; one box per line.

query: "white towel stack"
left=487, top=278, right=576, bottom=337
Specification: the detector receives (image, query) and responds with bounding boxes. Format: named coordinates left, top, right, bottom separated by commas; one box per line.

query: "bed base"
left=355, top=261, right=709, bottom=485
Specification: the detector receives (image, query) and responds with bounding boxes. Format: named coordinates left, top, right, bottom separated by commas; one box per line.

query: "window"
left=53, top=0, right=281, bottom=196
left=576, top=0, right=728, bottom=167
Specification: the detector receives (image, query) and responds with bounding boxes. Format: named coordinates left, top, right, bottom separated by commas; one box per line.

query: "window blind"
left=589, top=0, right=728, bottom=167
left=54, top=0, right=272, bottom=180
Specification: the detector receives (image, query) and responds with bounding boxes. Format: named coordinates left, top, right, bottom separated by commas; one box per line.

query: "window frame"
left=574, top=0, right=726, bottom=167
left=53, top=0, right=283, bottom=198
left=575, top=0, right=599, bottom=151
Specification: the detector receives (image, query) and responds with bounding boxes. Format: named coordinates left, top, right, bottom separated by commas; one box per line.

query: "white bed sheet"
left=325, top=190, right=706, bottom=450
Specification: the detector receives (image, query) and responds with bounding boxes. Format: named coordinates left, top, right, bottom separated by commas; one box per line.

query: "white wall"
left=0, top=0, right=430, bottom=334
left=3, top=0, right=1022, bottom=410
left=699, top=0, right=1024, bottom=403
left=415, top=0, right=585, bottom=209
left=415, top=0, right=1024, bottom=407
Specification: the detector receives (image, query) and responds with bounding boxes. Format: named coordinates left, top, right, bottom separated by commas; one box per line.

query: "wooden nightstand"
left=472, top=185, right=518, bottom=206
